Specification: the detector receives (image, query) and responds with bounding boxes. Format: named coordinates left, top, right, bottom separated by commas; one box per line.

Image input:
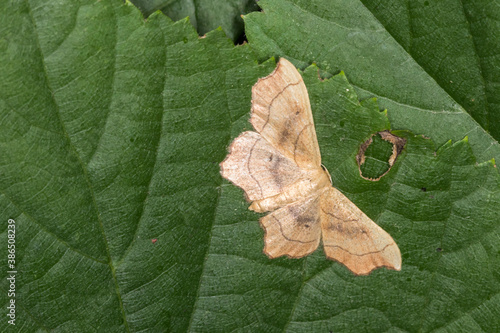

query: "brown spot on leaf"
left=356, top=131, right=407, bottom=181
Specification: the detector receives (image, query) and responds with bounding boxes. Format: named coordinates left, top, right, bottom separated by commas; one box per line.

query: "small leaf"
left=130, top=0, right=259, bottom=41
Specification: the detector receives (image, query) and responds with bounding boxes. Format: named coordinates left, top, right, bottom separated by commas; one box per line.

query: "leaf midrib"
left=25, top=0, right=130, bottom=331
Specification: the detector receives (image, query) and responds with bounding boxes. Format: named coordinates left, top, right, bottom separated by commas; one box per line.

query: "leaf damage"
left=357, top=130, right=407, bottom=181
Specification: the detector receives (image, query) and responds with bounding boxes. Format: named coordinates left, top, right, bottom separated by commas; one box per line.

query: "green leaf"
left=361, top=0, right=500, bottom=140
left=0, top=0, right=268, bottom=331
left=129, top=0, right=259, bottom=41
left=1, top=0, right=500, bottom=332
left=244, top=0, right=500, bottom=162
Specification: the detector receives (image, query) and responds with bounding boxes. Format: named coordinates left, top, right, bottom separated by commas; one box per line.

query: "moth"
left=220, top=58, right=401, bottom=275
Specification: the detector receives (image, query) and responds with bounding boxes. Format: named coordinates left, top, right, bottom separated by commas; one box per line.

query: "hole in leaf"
left=357, top=131, right=406, bottom=181
left=234, top=32, right=248, bottom=45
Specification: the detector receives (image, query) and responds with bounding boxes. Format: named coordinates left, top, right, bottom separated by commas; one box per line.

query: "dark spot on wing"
left=279, top=118, right=300, bottom=146
left=297, top=212, right=318, bottom=226
left=325, top=215, right=368, bottom=238
left=329, top=222, right=345, bottom=233
left=287, top=201, right=320, bottom=228
left=279, top=126, right=291, bottom=145
left=269, top=154, right=288, bottom=189
left=287, top=202, right=302, bottom=219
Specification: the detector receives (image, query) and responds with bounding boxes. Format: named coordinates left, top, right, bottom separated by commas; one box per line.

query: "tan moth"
left=220, top=58, right=401, bottom=275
